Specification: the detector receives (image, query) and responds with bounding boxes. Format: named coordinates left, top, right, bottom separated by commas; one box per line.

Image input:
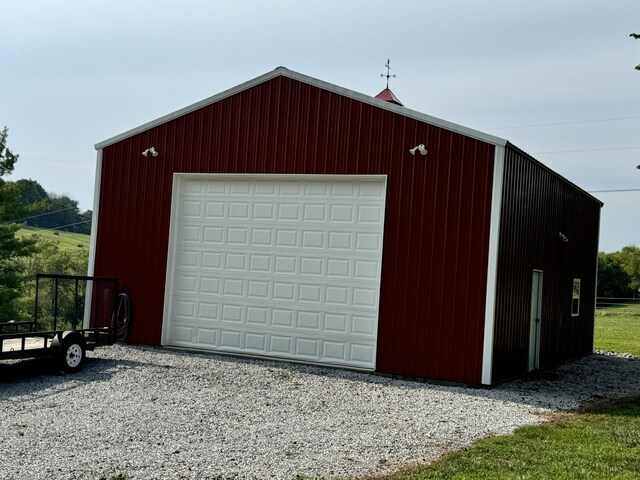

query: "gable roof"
left=95, top=67, right=508, bottom=150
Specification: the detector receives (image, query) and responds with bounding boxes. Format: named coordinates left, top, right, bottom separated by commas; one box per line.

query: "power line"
left=30, top=220, right=92, bottom=232
left=532, top=146, right=640, bottom=155
left=6, top=206, right=78, bottom=224
left=484, top=115, right=640, bottom=131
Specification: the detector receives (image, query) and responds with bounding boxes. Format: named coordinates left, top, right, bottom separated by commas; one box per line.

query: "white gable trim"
left=95, top=67, right=507, bottom=150
left=87, top=148, right=103, bottom=277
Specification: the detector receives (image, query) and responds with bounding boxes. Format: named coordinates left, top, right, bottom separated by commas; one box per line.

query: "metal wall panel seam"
left=424, top=127, right=442, bottom=377
left=384, top=110, right=406, bottom=373
left=414, top=122, right=432, bottom=377
left=401, top=118, right=419, bottom=374
left=406, top=120, right=423, bottom=375
left=309, top=87, right=320, bottom=173
left=481, top=144, right=506, bottom=385
left=455, top=140, right=475, bottom=380
left=277, top=78, right=291, bottom=172
left=297, top=83, right=310, bottom=172
left=389, top=115, right=405, bottom=371
left=433, top=131, right=455, bottom=377
left=447, top=136, right=466, bottom=378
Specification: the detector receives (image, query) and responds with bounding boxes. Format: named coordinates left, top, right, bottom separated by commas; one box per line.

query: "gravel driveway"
left=1, top=345, right=639, bottom=480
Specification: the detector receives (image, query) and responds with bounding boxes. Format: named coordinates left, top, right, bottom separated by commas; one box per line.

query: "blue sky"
left=2, top=0, right=639, bottom=252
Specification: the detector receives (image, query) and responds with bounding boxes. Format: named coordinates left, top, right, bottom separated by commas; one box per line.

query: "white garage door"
left=162, top=175, right=387, bottom=369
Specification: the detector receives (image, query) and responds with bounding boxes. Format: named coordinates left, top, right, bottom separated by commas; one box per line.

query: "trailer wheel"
left=57, top=332, right=86, bottom=373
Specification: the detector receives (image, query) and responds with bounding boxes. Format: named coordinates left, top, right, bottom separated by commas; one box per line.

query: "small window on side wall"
left=571, top=278, right=581, bottom=317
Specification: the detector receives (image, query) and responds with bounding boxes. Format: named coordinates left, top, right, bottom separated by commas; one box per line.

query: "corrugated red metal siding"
left=491, top=145, right=601, bottom=383
left=93, top=75, right=495, bottom=383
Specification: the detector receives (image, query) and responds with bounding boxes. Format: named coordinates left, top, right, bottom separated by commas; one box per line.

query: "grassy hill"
left=16, top=226, right=90, bottom=251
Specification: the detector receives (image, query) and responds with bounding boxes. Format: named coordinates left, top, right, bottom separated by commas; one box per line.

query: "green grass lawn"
left=594, top=302, right=640, bottom=356
left=371, top=396, right=640, bottom=480
left=354, top=305, right=640, bottom=480
left=15, top=226, right=90, bottom=251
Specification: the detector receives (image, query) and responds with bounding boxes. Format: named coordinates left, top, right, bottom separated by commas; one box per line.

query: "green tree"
left=80, top=209, right=92, bottom=234
left=15, top=178, right=49, bottom=211
left=618, top=245, right=640, bottom=293
left=0, top=226, right=37, bottom=322
left=597, top=252, right=634, bottom=298
left=0, top=127, right=36, bottom=322
left=0, top=127, right=18, bottom=177
left=51, top=195, right=79, bottom=230
left=1, top=178, right=50, bottom=224
left=4, top=178, right=93, bottom=234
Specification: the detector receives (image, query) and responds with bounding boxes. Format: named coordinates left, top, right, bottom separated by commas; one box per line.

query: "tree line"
left=1, top=127, right=88, bottom=323
left=598, top=246, right=640, bottom=298
left=3, top=178, right=92, bottom=234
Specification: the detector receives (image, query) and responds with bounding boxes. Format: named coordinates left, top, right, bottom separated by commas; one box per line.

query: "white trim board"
left=160, top=173, right=183, bottom=346
left=481, top=145, right=505, bottom=385
left=590, top=208, right=602, bottom=349
left=83, top=148, right=103, bottom=329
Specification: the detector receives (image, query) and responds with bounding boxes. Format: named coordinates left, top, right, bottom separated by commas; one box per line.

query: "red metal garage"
left=89, top=67, right=601, bottom=385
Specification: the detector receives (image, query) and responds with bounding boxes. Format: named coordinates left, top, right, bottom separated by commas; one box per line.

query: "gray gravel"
left=1, top=346, right=639, bottom=480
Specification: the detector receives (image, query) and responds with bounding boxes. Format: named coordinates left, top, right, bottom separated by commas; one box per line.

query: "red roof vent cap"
left=375, top=88, right=403, bottom=106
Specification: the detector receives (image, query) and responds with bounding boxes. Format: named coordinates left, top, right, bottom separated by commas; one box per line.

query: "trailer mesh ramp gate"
left=0, top=274, right=128, bottom=372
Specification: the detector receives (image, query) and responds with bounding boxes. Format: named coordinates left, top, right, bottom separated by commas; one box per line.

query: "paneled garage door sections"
left=163, top=175, right=387, bottom=369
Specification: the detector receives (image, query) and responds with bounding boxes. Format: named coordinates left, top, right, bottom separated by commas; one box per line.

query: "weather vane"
left=380, top=59, right=396, bottom=89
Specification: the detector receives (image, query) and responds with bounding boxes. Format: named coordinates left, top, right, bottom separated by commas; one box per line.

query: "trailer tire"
left=55, top=332, right=86, bottom=373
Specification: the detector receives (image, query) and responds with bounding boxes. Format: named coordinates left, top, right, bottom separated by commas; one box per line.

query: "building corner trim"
left=481, top=145, right=505, bottom=385
left=591, top=206, right=602, bottom=350
left=160, top=174, right=182, bottom=346
left=83, top=149, right=103, bottom=328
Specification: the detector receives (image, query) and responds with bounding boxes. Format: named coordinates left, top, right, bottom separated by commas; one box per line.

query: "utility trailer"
left=0, top=274, right=129, bottom=373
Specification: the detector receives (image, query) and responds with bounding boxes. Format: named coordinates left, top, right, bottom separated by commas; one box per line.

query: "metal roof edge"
left=96, top=66, right=508, bottom=150
left=95, top=68, right=285, bottom=149
left=277, top=68, right=508, bottom=147
left=506, top=142, right=604, bottom=207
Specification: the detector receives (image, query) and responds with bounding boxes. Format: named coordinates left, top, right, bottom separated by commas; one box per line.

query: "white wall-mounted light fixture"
left=409, top=144, right=428, bottom=156
left=142, top=147, right=158, bottom=157
left=559, top=232, right=569, bottom=243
